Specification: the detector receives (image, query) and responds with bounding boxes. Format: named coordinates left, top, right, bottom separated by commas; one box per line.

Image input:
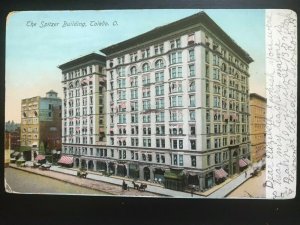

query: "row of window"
left=111, top=35, right=196, bottom=67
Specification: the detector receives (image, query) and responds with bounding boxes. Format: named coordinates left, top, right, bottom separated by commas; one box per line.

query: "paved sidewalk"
left=9, top=164, right=258, bottom=198
left=9, top=165, right=158, bottom=197
left=209, top=168, right=253, bottom=198
left=51, top=166, right=203, bottom=198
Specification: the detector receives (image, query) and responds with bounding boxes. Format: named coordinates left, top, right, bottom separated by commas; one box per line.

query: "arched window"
left=155, top=59, right=164, bottom=69
left=123, top=140, right=126, bottom=146
left=130, top=66, right=137, bottom=75
left=69, top=82, right=73, bottom=89
left=142, top=63, right=150, bottom=72
left=75, top=80, right=79, bottom=87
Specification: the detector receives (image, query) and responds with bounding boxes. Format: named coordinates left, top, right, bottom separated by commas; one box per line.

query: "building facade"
left=20, top=90, right=62, bottom=160
left=100, top=12, right=253, bottom=191
left=249, top=93, right=266, bottom=163
left=58, top=53, right=107, bottom=168
left=5, top=132, right=11, bottom=167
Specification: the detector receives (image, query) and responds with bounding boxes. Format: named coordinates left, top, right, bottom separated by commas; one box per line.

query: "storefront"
left=164, top=169, right=185, bottom=191
left=214, top=168, right=228, bottom=184
left=154, top=168, right=165, bottom=183
left=58, top=155, right=74, bottom=167
left=143, top=167, right=150, bottom=181
left=187, top=173, right=199, bottom=186
left=205, top=172, right=214, bottom=189
left=116, top=164, right=127, bottom=177
left=128, top=164, right=139, bottom=179
left=96, top=161, right=107, bottom=172
left=88, top=160, right=94, bottom=171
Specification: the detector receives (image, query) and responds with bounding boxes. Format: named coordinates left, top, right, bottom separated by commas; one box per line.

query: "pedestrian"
left=245, top=171, right=247, bottom=178
left=122, top=179, right=125, bottom=191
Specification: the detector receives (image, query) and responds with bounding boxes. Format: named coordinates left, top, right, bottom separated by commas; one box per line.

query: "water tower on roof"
left=46, top=90, right=58, bottom=98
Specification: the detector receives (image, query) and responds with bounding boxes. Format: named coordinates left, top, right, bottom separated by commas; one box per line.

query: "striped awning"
left=243, top=158, right=251, bottom=165
left=35, top=155, right=45, bottom=161
left=239, top=159, right=247, bottom=167
left=214, top=168, right=228, bottom=179
left=58, top=155, right=74, bottom=165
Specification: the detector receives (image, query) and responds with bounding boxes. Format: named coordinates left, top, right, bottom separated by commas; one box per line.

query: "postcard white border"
left=265, top=9, right=297, bottom=199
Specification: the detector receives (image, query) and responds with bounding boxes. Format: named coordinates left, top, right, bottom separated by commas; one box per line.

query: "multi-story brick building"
left=58, top=53, right=107, bottom=168
left=100, top=12, right=253, bottom=191
left=20, top=90, right=62, bottom=161
left=249, top=93, right=266, bottom=163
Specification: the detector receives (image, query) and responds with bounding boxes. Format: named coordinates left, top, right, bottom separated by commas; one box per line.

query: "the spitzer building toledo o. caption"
left=59, top=12, right=253, bottom=192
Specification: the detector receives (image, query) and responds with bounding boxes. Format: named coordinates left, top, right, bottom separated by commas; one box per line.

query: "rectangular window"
left=189, top=110, right=195, bottom=121
left=155, top=71, right=164, bottom=82
left=191, top=156, right=196, bottom=167
left=189, top=64, right=195, bottom=77
left=179, top=155, right=183, bottom=166
left=179, top=140, right=183, bottom=149
left=189, top=49, right=195, bottom=61
left=173, top=140, right=178, bottom=149
left=190, top=140, right=196, bottom=150
left=189, top=95, right=195, bottom=107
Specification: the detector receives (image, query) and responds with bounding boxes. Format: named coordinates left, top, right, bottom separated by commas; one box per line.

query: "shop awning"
left=58, top=155, right=74, bottom=165
left=12, top=151, right=21, bottom=157
left=243, top=158, right=251, bottom=165
left=239, top=159, right=247, bottom=167
left=214, top=168, right=228, bottom=179
left=35, top=155, right=45, bottom=161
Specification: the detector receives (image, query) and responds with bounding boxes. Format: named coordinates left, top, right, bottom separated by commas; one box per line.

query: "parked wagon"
left=77, top=169, right=88, bottom=178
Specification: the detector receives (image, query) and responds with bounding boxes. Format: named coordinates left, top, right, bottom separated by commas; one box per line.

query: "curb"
left=8, top=165, right=114, bottom=195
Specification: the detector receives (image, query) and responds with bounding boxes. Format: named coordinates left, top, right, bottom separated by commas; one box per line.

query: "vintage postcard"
left=4, top=9, right=297, bottom=199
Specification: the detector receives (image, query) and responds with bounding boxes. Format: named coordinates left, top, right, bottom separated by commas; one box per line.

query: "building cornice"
left=100, top=12, right=253, bottom=64
left=58, top=53, right=106, bottom=71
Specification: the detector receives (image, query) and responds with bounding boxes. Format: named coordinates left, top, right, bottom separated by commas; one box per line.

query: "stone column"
left=139, top=166, right=144, bottom=180
left=149, top=167, right=154, bottom=182
left=93, top=160, right=96, bottom=171
left=126, top=164, right=129, bottom=177
left=114, top=164, right=118, bottom=175
left=106, top=162, right=109, bottom=174
left=79, top=159, right=82, bottom=169
left=199, top=175, right=205, bottom=191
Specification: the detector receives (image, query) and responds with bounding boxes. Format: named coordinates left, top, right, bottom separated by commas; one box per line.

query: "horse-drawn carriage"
left=77, top=169, right=88, bottom=178
left=132, top=181, right=147, bottom=191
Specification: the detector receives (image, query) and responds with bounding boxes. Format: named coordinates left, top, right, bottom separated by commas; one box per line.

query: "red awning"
left=214, top=168, right=228, bottom=179
left=35, top=155, right=45, bottom=161
left=243, top=158, right=251, bottom=165
left=58, top=155, right=74, bottom=165
left=239, top=159, right=247, bottom=167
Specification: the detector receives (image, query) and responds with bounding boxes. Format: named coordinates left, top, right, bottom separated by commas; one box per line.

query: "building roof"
left=58, top=53, right=106, bottom=71
left=250, top=93, right=267, bottom=102
left=46, top=90, right=57, bottom=94
left=100, top=12, right=253, bottom=63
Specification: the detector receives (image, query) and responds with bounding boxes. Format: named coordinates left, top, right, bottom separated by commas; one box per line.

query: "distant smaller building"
left=249, top=93, right=266, bottom=163
left=5, top=132, right=11, bottom=167
left=20, top=90, right=62, bottom=161
left=10, top=127, right=21, bottom=151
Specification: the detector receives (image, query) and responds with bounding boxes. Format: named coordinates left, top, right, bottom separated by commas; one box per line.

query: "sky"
left=5, top=9, right=265, bottom=123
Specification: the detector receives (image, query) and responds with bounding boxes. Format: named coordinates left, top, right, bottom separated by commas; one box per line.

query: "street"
left=227, top=169, right=266, bottom=198
left=5, top=167, right=108, bottom=195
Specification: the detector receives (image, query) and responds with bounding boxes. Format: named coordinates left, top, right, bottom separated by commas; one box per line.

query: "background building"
left=58, top=53, right=107, bottom=168
left=249, top=93, right=266, bottom=163
left=5, top=132, right=11, bottom=167
left=20, top=90, right=62, bottom=161
left=100, top=12, right=253, bottom=191
left=5, top=121, right=20, bottom=132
